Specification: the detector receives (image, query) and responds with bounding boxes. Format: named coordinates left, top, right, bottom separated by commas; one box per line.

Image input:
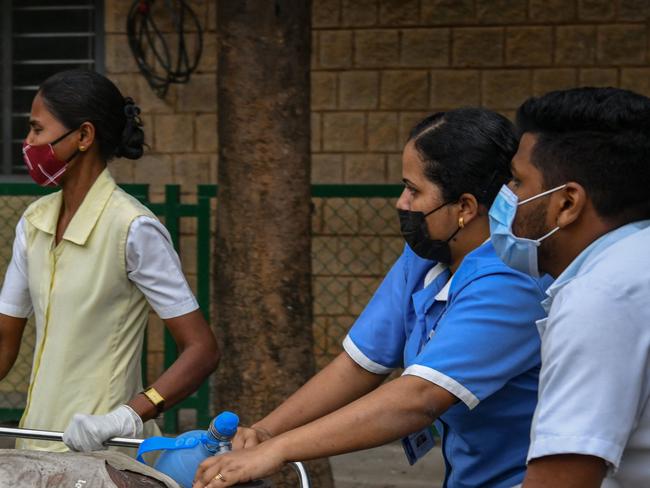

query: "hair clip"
left=124, top=103, right=141, bottom=119
left=123, top=97, right=141, bottom=119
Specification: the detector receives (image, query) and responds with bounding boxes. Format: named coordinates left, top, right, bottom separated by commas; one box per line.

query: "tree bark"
left=214, top=2, right=333, bottom=487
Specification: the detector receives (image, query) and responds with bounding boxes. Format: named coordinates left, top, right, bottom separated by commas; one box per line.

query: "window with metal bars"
left=0, top=0, right=104, bottom=178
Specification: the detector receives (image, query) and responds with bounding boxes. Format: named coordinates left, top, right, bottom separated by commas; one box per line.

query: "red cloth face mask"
left=22, top=128, right=79, bottom=187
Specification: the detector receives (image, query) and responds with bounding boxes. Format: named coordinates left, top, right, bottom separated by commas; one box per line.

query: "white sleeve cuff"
left=0, top=217, right=32, bottom=318
left=0, top=301, right=32, bottom=319
left=527, top=433, right=624, bottom=471
left=156, top=297, right=200, bottom=320
left=343, top=335, right=394, bottom=375
left=402, top=364, right=479, bottom=410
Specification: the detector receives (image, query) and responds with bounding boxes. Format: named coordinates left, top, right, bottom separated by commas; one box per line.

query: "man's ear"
left=555, top=182, right=587, bottom=229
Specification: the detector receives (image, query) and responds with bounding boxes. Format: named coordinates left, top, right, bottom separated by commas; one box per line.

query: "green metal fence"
left=0, top=183, right=403, bottom=433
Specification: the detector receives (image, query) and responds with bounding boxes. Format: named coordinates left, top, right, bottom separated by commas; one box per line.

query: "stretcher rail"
left=0, top=426, right=311, bottom=488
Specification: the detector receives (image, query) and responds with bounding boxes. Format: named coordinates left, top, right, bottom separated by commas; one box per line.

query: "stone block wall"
left=104, top=0, right=218, bottom=382
left=101, top=0, right=650, bottom=377
left=104, top=0, right=218, bottom=198
left=311, top=0, right=650, bottom=185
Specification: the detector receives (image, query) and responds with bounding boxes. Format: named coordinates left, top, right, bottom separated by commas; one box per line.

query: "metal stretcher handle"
left=0, top=426, right=311, bottom=487
left=289, top=460, right=311, bottom=488
left=0, top=425, right=142, bottom=447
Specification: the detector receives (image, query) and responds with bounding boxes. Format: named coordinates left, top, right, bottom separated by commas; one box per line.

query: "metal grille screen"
left=1, top=0, right=103, bottom=175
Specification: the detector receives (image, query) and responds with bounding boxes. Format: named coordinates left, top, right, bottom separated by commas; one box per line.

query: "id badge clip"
left=401, top=425, right=436, bottom=465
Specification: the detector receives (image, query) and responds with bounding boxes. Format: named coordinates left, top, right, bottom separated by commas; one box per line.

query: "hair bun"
left=116, top=97, right=145, bottom=160
left=123, top=97, right=141, bottom=119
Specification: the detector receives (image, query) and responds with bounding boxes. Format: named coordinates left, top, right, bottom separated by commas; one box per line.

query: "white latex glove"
left=63, top=404, right=143, bottom=452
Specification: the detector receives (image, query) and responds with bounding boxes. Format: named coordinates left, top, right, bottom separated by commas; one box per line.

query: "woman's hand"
left=192, top=443, right=285, bottom=488
left=231, top=426, right=273, bottom=450
left=63, top=405, right=142, bottom=451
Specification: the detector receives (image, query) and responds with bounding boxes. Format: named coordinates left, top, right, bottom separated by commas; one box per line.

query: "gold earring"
left=79, top=145, right=86, bottom=152
left=458, top=217, right=465, bottom=228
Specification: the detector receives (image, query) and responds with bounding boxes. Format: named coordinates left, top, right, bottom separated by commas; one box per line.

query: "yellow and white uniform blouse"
left=0, top=169, right=198, bottom=451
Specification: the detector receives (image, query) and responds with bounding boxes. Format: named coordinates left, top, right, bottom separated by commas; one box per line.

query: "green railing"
left=0, top=183, right=403, bottom=432
left=148, top=185, right=215, bottom=432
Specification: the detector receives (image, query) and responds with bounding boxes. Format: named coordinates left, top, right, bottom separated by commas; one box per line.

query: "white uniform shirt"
left=528, top=220, right=650, bottom=487
left=0, top=215, right=199, bottom=320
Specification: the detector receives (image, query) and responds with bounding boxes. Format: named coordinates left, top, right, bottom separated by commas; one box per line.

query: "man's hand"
left=231, top=426, right=273, bottom=450
left=63, top=405, right=143, bottom=451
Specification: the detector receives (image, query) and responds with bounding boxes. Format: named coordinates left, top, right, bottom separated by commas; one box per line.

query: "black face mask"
left=398, top=202, right=461, bottom=263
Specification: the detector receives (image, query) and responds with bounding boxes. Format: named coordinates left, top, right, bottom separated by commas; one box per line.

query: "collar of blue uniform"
left=424, top=238, right=493, bottom=303
left=412, top=263, right=451, bottom=319
left=424, top=263, right=452, bottom=301
left=24, top=168, right=117, bottom=246
left=543, top=219, right=650, bottom=313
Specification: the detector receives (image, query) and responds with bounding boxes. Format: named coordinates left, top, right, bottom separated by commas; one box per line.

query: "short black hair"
left=516, top=87, right=650, bottom=222
left=39, top=69, right=145, bottom=161
left=409, top=108, right=518, bottom=207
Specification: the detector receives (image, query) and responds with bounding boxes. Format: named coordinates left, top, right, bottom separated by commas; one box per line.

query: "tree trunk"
left=214, top=2, right=333, bottom=487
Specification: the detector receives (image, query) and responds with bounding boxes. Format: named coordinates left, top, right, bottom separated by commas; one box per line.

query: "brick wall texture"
left=310, top=0, right=650, bottom=184
left=103, top=0, right=650, bottom=375
left=105, top=0, right=650, bottom=188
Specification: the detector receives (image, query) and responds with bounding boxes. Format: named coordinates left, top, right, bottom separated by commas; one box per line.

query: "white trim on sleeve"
left=402, top=364, right=480, bottom=410
left=155, top=297, right=201, bottom=320
left=343, top=335, right=394, bottom=375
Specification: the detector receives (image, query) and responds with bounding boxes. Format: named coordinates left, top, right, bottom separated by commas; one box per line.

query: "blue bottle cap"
left=212, top=411, right=239, bottom=438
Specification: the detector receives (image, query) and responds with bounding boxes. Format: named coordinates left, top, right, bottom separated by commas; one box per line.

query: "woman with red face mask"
left=0, top=69, right=219, bottom=455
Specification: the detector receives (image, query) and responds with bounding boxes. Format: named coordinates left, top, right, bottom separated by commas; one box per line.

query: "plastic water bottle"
left=137, top=411, right=239, bottom=488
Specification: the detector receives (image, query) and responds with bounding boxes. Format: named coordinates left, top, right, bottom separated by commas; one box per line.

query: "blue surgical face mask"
left=489, top=183, right=566, bottom=277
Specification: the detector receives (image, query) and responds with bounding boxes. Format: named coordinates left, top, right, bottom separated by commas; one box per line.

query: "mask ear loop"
left=521, top=184, right=567, bottom=243
left=445, top=224, right=462, bottom=242
left=51, top=127, right=82, bottom=164
left=423, top=200, right=451, bottom=218
left=535, top=225, right=561, bottom=244
left=519, top=184, right=567, bottom=206
left=422, top=199, right=461, bottom=242
left=63, top=148, right=80, bottom=164
left=49, top=128, right=78, bottom=146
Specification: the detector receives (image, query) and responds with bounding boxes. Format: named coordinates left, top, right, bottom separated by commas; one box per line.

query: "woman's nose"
left=396, top=188, right=410, bottom=211
left=25, top=131, right=36, bottom=146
